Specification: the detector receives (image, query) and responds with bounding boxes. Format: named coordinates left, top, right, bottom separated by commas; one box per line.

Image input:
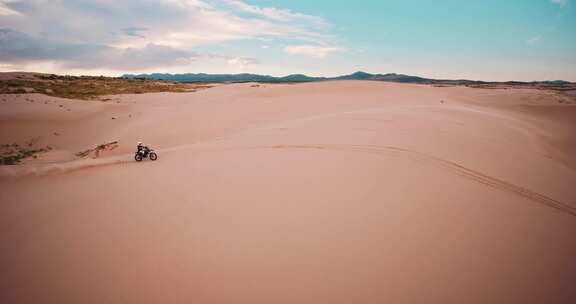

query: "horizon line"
left=1, top=70, right=574, bottom=83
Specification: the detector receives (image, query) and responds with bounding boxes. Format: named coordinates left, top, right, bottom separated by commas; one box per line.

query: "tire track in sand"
left=0, top=156, right=135, bottom=178
left=261, top=144, right=576, bottom=217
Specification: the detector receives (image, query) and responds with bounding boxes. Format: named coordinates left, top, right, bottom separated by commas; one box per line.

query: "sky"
left=0, top=0, right=575, bottom=81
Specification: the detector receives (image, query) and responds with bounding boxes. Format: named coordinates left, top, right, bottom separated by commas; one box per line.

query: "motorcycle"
left=134, top=147, right=158, bottom=161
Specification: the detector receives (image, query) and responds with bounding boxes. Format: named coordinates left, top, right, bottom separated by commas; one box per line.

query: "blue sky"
left=1, top=0, right=575, bottom=80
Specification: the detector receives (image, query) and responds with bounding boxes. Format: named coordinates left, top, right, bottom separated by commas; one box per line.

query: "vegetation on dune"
left=0, top=139, right=122, bottom=165
left=0, top=140, right=51, bottom=165
left=0, top=74, right=211, bottom=100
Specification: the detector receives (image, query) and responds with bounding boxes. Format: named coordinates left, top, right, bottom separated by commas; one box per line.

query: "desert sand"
left=1, top=81, right=575, bottom=304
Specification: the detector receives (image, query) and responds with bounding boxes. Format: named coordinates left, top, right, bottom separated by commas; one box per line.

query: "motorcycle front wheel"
left=149, top=152, right=158, bottom=161
left=135, top=154, right=143, bottom=161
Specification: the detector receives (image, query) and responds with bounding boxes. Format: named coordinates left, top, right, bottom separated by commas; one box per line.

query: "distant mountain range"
left=122, top=71, right=572, bottom=86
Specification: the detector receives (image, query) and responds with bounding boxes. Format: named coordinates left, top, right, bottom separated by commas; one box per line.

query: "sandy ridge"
left=251, top=143, right=576, bottom=217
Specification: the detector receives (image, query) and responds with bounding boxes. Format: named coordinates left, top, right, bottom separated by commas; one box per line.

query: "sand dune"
left=1, top=81, right=575, bottom=304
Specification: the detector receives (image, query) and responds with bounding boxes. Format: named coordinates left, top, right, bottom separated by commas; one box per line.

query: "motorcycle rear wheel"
left=135, top=154, right=143, bottom=161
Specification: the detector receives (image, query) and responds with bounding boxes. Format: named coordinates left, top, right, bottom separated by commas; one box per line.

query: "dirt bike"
left=134, top=148, right=158, bottom=161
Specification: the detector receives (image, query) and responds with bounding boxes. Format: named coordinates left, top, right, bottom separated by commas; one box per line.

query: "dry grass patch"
left=0, top=138, right=51, bottom=165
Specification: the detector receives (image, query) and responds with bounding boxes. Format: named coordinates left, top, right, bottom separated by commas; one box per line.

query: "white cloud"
left=526, top=36, right=542, bottom=44
left=0, top=0, right=20, bottom=15
left=550, top=0, right=568, bottom=7
left=0, top=0, right=336, bottom=72
left=227, top=57, right=259, bottom=65
left=0, top=28, right=203, bottom=70
left=221, top=0, right=327, bottom=26
left=284, top=45, right=346, bottom=58
left=226, top=56, right=259, bottom=72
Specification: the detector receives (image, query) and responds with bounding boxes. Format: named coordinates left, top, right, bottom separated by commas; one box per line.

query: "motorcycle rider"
left=136, top=142, right=149, bottom=155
